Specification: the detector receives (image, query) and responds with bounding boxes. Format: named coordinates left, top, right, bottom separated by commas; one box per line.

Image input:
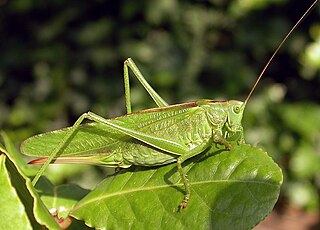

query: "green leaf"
left=0, top=154, right=32, bottom=229
left=35, top=177, right=90, bottom=220
left=1, top=134, right=60, bottom=229
left=71, top=144, right=282, bottom=229
left=0, top=154, right=60, bottom=229
left=33, top=177, right=92, bottom=229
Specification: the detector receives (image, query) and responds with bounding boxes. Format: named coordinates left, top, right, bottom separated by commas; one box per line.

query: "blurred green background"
left=0, top=0, right=319, bottom=212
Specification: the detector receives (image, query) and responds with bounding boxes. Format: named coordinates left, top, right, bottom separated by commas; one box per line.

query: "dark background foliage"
left=0, top=0, right=319, bottom=212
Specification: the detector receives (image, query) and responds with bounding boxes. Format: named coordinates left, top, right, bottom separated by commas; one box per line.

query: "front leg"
left=225, top=123, right=245, bottom=144
left=213, top=134, right=232, bottom=150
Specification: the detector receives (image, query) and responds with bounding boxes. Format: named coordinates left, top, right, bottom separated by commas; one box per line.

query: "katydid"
left=20, top=0, right=319, bottom=210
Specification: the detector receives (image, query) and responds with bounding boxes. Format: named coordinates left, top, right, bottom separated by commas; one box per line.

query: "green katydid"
left=20, top=0, right=318, bottom=210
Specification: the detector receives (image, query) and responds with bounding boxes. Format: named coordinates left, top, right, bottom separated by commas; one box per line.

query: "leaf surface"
left=1, top=133, right=60, bottom=229
left=0, top=154, right=32, bottom=229
left=71, top=144, right=282, bottom=229
left=36, top=178, right=90, bottom=220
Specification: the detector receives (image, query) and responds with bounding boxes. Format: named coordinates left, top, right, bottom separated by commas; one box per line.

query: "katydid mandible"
left=21, top=1, right=319, bottom=210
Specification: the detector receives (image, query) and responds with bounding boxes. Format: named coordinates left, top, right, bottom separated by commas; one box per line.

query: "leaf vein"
left=73, top=180, right=279, bottom=211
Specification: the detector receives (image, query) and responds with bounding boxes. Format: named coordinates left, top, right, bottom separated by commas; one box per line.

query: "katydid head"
left=197, top=99, right=245, bottom=142
left=226, top=100, right=245, bottom=134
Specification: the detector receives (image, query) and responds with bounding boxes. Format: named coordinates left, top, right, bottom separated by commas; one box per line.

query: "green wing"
left=21, top=103, right=213, bottom=165
left=21, top=122, right=126, bottom=157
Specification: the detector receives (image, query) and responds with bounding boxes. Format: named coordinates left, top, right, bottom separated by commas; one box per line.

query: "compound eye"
left=233, top=105, right=240, bottom=114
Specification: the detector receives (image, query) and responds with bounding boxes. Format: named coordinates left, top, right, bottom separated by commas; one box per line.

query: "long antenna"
left=244, top=0, right=319, bottom=105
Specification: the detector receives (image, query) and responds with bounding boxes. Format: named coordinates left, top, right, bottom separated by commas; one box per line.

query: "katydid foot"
left=179, top=194, right=190, bottom=211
